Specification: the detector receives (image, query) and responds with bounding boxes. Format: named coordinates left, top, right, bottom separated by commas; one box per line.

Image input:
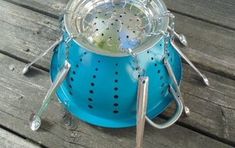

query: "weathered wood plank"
left=0, top=0, right=234, bottom=79
left=164, top=0, right=235, bottom=30
left=0, top=127, right=40, bottom=148
left=164, top=64, right=235, bottom=144
left=0, top=0, right=60, bottom=69
left=3, top=0, right=67, bottom=18
left=0, top=53, right=232, bottom=148
left=0, top=0, right=235, bottom=145
left=5, top=0, right=235, bottom=30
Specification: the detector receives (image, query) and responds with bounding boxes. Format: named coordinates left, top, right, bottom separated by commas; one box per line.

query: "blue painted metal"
left=50, top=34, right=183, bottom=128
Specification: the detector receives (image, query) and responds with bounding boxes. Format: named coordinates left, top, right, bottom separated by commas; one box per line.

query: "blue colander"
left=27, top=0, right=211, bottom=137
left=25, top=1, right=209, bottom=147
left=35, top=0, right=184, bottom=128
left=50, top=36, right=182, bottom=128
left=48, top=0, right=184, bottom=128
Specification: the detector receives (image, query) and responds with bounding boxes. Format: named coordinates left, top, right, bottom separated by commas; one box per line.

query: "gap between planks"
left=0, top=0, right=234, bottom=147
left=1, top=0, right=234, bottom=80
left=0, top=125, right=43, bottom=148
left=0, top=53, right=233, bottom=148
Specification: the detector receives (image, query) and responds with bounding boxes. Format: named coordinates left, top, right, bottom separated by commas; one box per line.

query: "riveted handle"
left=145, top=85, right=183, bottom=129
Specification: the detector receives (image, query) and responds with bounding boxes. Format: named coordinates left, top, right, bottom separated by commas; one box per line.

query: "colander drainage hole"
left=69, top=91, right=73, bottom=96
left=91, top=83, right=95, bottom=86
left=113, top=110, right=119, bottom=114
left=88, top=105, right=93, bottom=109
left=69, top=84, right=72, bottom=88
left=71, top=77, right=74, bottom=81
left=93, top=75, right=96, bottom=79
left=154, top=63, right=158, bottom=67
left=73, top=71, right=76, bottom=75
left=151, top=57, right=154, bottom=60
left=157, top=70, right=161, bottom=74
left=114, top=87, right=118, bottom=91
left=89, top=90, right=94, bottom=94
left=114, top=103, right=119, bottom=107
left=114, top=79, right=118, bottom=83
left=88, top=98, right=93, bottom=102
left=114, top=95, right=119, bottom=99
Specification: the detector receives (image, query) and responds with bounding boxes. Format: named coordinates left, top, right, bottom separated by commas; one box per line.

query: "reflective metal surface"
left=30, top=61, right=71, bottom=131
left=64, top=0, right=169, bottom=57
left=22, top=36, right=63, bottom=75
left=136, top=77, right=149, bottom=148
left=145, top=85, right=184, bottom=129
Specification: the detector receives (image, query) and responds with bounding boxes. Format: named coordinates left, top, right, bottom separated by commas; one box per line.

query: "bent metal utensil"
left=23, top=0, right=209, bottom=147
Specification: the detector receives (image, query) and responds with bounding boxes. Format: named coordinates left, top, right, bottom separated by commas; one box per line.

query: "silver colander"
left=64, top=0, right=169, bottom=56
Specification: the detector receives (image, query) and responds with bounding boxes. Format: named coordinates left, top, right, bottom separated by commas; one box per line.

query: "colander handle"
left=145, top=85, right=184, bottom=129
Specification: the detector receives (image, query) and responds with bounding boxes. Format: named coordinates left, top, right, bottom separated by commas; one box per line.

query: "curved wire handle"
left=145, top=85, right=184, bottom=129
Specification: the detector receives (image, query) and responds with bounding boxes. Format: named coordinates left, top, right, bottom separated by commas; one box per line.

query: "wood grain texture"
left=0, top=128, right=40, bottom=148
left=3, top=0, right=67, bottom=18
left=0, top=0, right=234, bottom=147
left=164, top=0, right=235, bottom=30
left=0, top=0, right=60, bottom=69
left=5, top=0, right=235, bottom=30
left=0, top=53, right=232, bottom=148
left=1, top=0, right=235, bottom=79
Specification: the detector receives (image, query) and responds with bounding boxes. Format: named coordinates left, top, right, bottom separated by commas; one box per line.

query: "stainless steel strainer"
left=22, top=0, right=210, bottom=148
left=64, top=0, right=169, bottom=56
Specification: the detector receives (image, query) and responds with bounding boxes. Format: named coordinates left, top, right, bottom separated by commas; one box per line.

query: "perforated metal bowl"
left=64, top=0, right=169, bottom=57
left=49, top=0, right=181, bottom=128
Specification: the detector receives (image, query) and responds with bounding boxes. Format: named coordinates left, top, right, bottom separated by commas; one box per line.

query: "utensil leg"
left=136, top=77, right=149, bottom=148
left=29, top=60, right=71, bottom=131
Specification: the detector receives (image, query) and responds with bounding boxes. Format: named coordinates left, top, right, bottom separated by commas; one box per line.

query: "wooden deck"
left=0, top=0, right=234, bottom=147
